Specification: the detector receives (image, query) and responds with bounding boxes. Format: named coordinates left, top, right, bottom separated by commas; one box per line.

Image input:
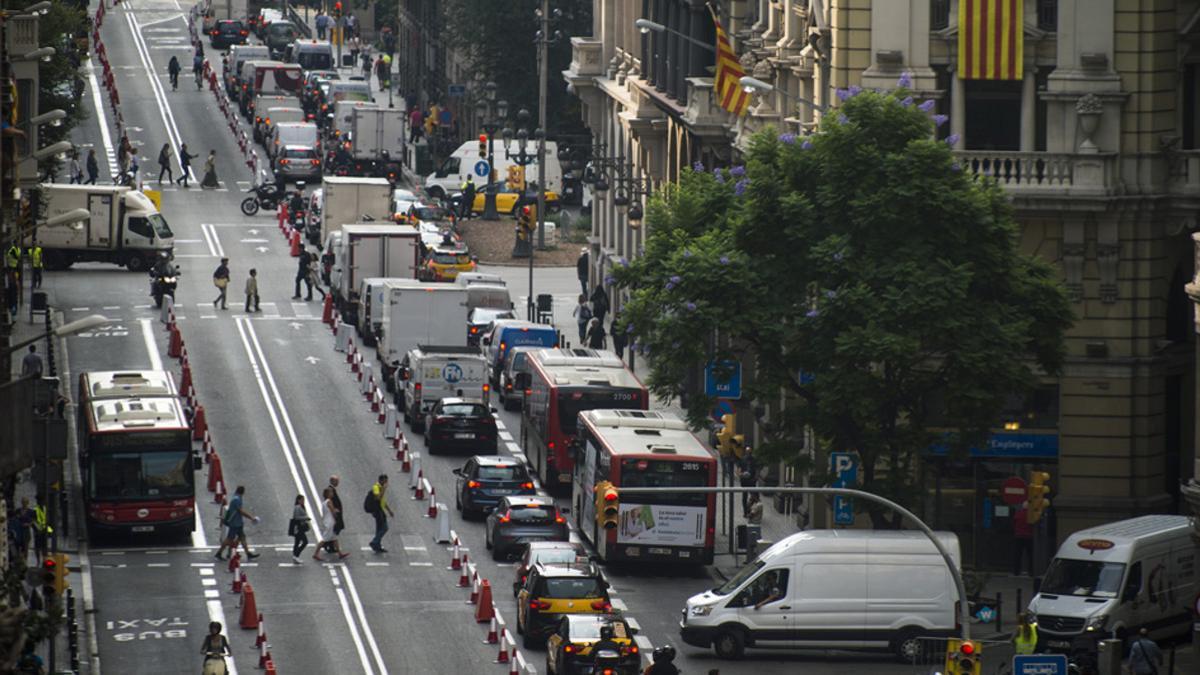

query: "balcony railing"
left=953, top=151, right=1120, bottom=196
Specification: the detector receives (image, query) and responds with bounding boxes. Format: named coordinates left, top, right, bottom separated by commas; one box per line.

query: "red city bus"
left=77, top=371, right=196, bottom=537
left=521, top=349, right=648, bottom=490
left=571, top=409, right=717, bottom=564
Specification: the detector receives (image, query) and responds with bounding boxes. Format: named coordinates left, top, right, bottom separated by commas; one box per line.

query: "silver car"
left=274, top=145, right=321, bottom=182
left=485, top=495, right=569, bottom=561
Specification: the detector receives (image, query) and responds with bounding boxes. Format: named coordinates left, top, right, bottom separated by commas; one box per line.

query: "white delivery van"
left=398, top=345, right=489, bottom=429
left=1028, top=514, right=1197, bottom=651
left=680, top=530, right=961, bottom=660
left=424, top=139, right=562, bottom=201
left=268, top=122, right=319, bottom=160
left=466, top=283, right=512, bottom=312
left=355, top=276, right=394, bottom=344
left=376, top=279, right=470, bottom=391
left=455, top=272, right=506, bottom=287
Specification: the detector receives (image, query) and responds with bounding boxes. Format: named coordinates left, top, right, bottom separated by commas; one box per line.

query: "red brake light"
left=280, top=159, right=290, bottom=165
left=414, top=383, right=422, bottom=393
left=470, top=327, right=479, bottom=334
left=563, top=644, right=574, bottom=654
left=524, top=388, right=531, bottom=396
left=629, top=645, right=639, bottom=655
left=241, top=29, right=249, bottom=36
left=520, top=482, right=533, bottom=490
left=499, top=512, right=511, bottom=524
left=311, top=159, right=320, bottom=166
left=467, top=480, right=481, bottom=489
left=555, top=515, right=565, bottom=524
left=482, top=384, right=490, bottom=393
left=590, top=600, right=611, bottom=611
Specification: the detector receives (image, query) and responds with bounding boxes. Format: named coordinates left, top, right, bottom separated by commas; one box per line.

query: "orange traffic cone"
left=474, top=580, right=495, bottom=622
left=255, top=614, right=267, bottom=647
left=167, top=324, right=182, bottom=358
left=227, top=551, right=241, bottom=574
left=192, top=404, right=208, bottom=440
left=278, top=203, right=288, bottom=232
left=214, top=479, right=226, bottom=505
left=207, top=453, right=223, bottom=493
left=239, top=584, right=259, bottom=629
left=179, top=363, right=193, bottom=395
left=290, top=230, right=301, bottom=257
left=231, top=568, right=244, bottom=594
left=322, top=293, right=334, bottom=325
left=264, top=659, right=277, bottom=675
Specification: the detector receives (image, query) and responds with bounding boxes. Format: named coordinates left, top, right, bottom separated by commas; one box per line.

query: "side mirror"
left=452, top=468, right=462, bottom=476
left=481, top=337, right=491, bottom=346
left=491, top=407, right=499, bottom=414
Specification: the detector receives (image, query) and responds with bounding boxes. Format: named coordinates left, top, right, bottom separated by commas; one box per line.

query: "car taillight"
left=499, top=512, right=511, bottom=524
left=483, top=384, right=490, bottom=394
left=307, top=113, right=315, bottom=120
left=628, top=645, right=639, bottom=655
left=524, top=389, right=531, bottom=396
left=555, top=515, right=566, bottom=524
left=210, top=30, right=218, bottom=35
left=590, top=600, right=611, bottom=611
left=467, top=481, right=481, bottom=489
left=520, top=482, right=533, bottom=490
left=241, top=30, right=249, bottom=36
left=311, top=159, right=320, bottom=166
left=563, top=644, right=575, bottom=654
left=529, top=600, right=551, bottom=611
left=280, top=159, right=290, bottom=165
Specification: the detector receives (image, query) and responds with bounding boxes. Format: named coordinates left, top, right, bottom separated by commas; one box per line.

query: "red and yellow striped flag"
left=958, top=0, right=1023, bottom=80
left=711, top=9, right=749, bottom=116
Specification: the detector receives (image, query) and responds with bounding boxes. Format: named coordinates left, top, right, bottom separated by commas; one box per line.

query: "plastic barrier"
left=238, top=584, right=259, bottom=629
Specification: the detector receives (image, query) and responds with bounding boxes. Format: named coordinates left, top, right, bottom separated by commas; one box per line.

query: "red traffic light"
left=333, top=1, right=342, bottom=9
left=521, top=206, right=531, bottom=216
left=604, top=492, right=617, bottom=501
left=959, top=641, right=976, bottom=655
left=479, top=134, right=488, bottom=143
left=43, top=558, right=56, bottom=570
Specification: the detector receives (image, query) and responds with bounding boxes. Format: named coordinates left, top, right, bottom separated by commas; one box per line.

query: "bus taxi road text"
left=106, top=617, right=189, bottom=642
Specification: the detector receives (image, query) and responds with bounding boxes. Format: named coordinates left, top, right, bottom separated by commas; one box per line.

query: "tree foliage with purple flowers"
left=610, top=88, right=1072, bottom=527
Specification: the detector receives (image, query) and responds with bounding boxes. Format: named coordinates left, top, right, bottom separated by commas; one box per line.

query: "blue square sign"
left=1013, top=654, right=1067, bottom=675
left=704, top=360, right=742, bottom=399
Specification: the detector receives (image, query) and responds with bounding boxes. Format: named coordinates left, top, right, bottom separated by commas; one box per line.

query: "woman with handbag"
left=212, top=258, right=230, bottom=309
left=288, top=495, right=310, bottom=564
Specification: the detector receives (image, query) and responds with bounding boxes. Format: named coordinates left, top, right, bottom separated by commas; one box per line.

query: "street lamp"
left=739, top=75, right=828, bottom=114
left=1, top=315, right=110, bottom=359
left=635, top=18, right=665, bottom=34
left=17, top=46, right=54, bottom=62
left=32, top=141, right=73, bottom=162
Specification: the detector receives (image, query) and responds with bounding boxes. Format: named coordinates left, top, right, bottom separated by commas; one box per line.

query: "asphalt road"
left=52, top=3, right=942, bottom=674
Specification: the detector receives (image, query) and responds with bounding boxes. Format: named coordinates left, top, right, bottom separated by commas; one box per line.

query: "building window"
left=1037, top=0, right=1058, bottom=32
left=964, top=80, right=1021, bottom=150
left=931, top=0, right=951, bottom=31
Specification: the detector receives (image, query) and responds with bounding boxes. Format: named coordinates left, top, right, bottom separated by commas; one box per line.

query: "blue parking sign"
left=1013, top=654, right=1067, bottom=675
left=830, top=452, right=858, bottom=525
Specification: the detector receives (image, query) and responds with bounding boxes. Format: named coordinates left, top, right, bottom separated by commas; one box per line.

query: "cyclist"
left=168, top=55, right=181, bottom=90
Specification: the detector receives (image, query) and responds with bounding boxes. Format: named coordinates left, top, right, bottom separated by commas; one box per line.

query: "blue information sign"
left=704, top=360, right=742, bottom=399
left=830, top=452, right=858, bottom=525
left=1013, top=654, right=1067, bottom=675
left=473, top=160, right=491, bottom=177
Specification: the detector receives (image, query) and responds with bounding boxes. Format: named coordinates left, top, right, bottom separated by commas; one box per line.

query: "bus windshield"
left=557, top=389, right=641, bottom=436
left=89, top=451, right=192, bottom=500
left=619, top=458, right=709, bottom=506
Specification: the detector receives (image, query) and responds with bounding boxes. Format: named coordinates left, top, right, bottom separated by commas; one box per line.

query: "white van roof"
left=1056, top=515, right=1193, bottom=561
left=759, top=530, right=961, bottom=567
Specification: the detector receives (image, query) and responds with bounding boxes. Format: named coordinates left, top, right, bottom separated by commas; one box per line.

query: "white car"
left=391, top=189, right=418, bottom=222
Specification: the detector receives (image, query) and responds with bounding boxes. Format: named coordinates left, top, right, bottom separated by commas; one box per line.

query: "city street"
left=43, top=2, right=976, bottom=674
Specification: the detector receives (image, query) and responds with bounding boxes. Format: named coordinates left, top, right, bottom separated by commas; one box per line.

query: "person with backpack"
left=366, top=474, right=395, bottom=553
left=287, top=495, right=310, bottom=564
left=1127, top=628, right=1163, bottom=675
left=214, top=485, right=259, bottom=561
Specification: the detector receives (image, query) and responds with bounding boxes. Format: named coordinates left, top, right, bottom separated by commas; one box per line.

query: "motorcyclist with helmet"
left=643, top=645, right=679, bottom=675
left=288, top=182, right=306, bottom=230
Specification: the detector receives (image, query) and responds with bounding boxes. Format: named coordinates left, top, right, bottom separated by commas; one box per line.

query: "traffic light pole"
left=613, top=485, right=973, bottom=641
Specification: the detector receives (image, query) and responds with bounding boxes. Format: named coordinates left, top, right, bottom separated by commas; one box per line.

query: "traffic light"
left=518, top=205, right=536, bottom=233
left=594, top=480, right=619, bottom=530
left=944, top=639, right=981, bottom=675
left=716, top=413, right=736, bottom=457
left=50, top=553, right=70, bottom=594
left=333, top=1, right=342, bottom=19
left=477, top=134, right=488, bottom=159
left=506, top=165, right=526, bottom=191
left=1027, top=471, right=1051, bottom=524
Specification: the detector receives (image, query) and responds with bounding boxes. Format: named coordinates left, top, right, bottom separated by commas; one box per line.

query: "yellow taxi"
left=470, top=188, right=561, bottom=216
left=546, top=614, right=640, bottom=675
left=422, top=244, right=476, bottom=282
left=516, top=562, right=612, bottom=649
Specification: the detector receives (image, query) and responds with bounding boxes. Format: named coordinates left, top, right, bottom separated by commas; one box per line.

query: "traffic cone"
left=202, top=430, right=213, bottom=461
left=231, top=568, right=243, bottom=594
left=278, top=203, right=288, bottom=232
left=474, top=580, right=495, bottom=622
left=264, top=659, right=277, bottom=675
left=322, top=294, right=333, bottom=325
left=495, top=629, right=509, bottom=663
left=214, top=479, right=226, bottom=505
left=257, top=639, right=272, bottom=668
left=508, top=648, right=519, bottom=675
left=228, top=551, right=241, bottom=574
left=370, top=387, right=381, bottom=413
left=457, top=561, right=469, bottom=588
left=483, top=616, right=499, bottom=644
left=192, top=405, right=207, bottom=440
left=239, top=584, right=259, bottom=629
left=207, top=453, right=223, bottom=493
left=290, top=230, right=301, bottom=257
left=468, top=570, right=480, bottom=604
left=414, top=476, right=425, bottom=501
left=449, top=542, right=461, bottom=570
left=167, top=324, right=182, bottom=358
left=255, top=614, right=267, bottom=647
left=427, top=488, right=437, bottom=518
left=179, top=363, right=193, bottom=395
left=393, top=426, right=404, bottom=459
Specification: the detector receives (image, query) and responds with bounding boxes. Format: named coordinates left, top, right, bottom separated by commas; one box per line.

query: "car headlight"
left=1085, top=614, right=1108, bottom=632
left=688, top=604, right=714, bottom=617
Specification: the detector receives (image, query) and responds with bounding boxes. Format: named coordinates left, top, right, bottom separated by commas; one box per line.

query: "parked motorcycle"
left=240, top=180, right=287, bottom=216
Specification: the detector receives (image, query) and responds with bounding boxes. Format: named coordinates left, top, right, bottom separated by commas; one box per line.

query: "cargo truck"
left=33, top=184, right=173, bottom=271
left=345, top=105, right=406, bottom=180
left=376, top=280, right=469, bottom=392
left=397, top=345, right=489, bottom=427
left=329, top=224, right=420, bottom=328
left=310, top=175, right=393, bottom=245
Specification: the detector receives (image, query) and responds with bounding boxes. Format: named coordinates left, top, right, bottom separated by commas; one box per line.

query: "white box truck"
left=397, top=345, right=488, bottom=428
left=330, top=224, right=420, bottom=328
left=347, top=105, right=406, bottom=178
left=33, top=184, right=173, bottom=271
left=376, top=280, right=469, bottom=391
left=424, top=139, right=562, bottom=201
left=1027, top=514, right=1197, bottom=651
left=680, top=530, right=961, bottom=660
left=314, top=176, right=393, bottom=245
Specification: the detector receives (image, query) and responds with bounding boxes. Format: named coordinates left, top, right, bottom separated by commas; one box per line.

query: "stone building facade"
left=565, top=0, right=1199, bottom=568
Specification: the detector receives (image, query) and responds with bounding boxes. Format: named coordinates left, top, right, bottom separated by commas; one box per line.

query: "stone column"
left=777, top=0, right=802, bottom=50
left=951, top=67, right=966, bottom=150
left=763, top=0, right=781, bottom=43
left=1020, top=67, right=1037, bottom=152
left=751, top=0, right=769, bottom=35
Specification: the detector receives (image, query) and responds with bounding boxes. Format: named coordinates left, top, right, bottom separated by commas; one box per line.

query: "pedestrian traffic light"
left=944, top=639, right=981, bottom=675
left=333, top=1, right=342, bottom=19
left=1027, top=471, right=1051, bottom=524
left=594, top=480, right=619, bottom=530
left=478, top=134, right=488, bottom=159
left=506, top=165, right=526, bottom=191
left=50, top=553, right=70, bottom=594
left=716, top=413, right=736, bottom=457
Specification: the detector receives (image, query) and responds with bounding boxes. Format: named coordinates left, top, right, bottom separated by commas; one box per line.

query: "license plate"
left=1047, top=640, right=1070, bottom=649
left=454, top=433, right=474, bottom=439
left=491, top=489, right=513, bottom=495
left=131, top=526, right=154, bottom=533
left=649, top=547, right=671, bottom=555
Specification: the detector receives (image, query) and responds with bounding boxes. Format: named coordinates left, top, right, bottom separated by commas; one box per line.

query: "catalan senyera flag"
left=710, top=8, right=749, bottom=116
left=957, top=0, right=1023, bottom=80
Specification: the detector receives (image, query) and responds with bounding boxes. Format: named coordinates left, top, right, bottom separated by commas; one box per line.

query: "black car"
left=209, top=20, right=248, bottom=49
left=453, top=455, right=536, bottom=518
left=486, top=495, right=570, bottom=561
left=424, top=397, right=498, bottom=455
left=468, top=307, right=515, bottom=347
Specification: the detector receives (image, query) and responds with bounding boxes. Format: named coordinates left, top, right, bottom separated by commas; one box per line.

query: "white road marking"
left=85, top=58, right=118, bottom=175
left=147, top=563, right=170, bottom=568
left=499, top=431, right=513, bottom=441
left=139, top=318, right=164, bottom=372
left=126, top=12, right=190, bottom=176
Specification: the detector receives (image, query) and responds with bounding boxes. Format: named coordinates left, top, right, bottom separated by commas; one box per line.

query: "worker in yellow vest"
left=4, top=244, right=19, bottom=274
left=33, top=494, right=52, bottom=560
left=28, top=243, right=43, bottom=289
left=1012, top=612, right=1038, bottom=655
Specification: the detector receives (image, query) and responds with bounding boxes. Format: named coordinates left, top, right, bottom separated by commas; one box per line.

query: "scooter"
left=150, top=269, right=179, bottom=308
left=240, top=181, right=287, bottom=216
left=591, top=647, right=627, bottom=675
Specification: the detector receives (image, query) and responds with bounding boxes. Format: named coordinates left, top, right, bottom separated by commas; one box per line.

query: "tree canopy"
left=610, top=83, right=1073, bottom=526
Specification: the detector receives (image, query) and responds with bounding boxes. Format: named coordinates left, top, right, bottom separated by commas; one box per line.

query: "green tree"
left=611, top=86, right=1073, bottom=527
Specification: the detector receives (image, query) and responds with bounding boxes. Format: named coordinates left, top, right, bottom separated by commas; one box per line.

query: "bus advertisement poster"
left=617, top=504, right=706, bottom=547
